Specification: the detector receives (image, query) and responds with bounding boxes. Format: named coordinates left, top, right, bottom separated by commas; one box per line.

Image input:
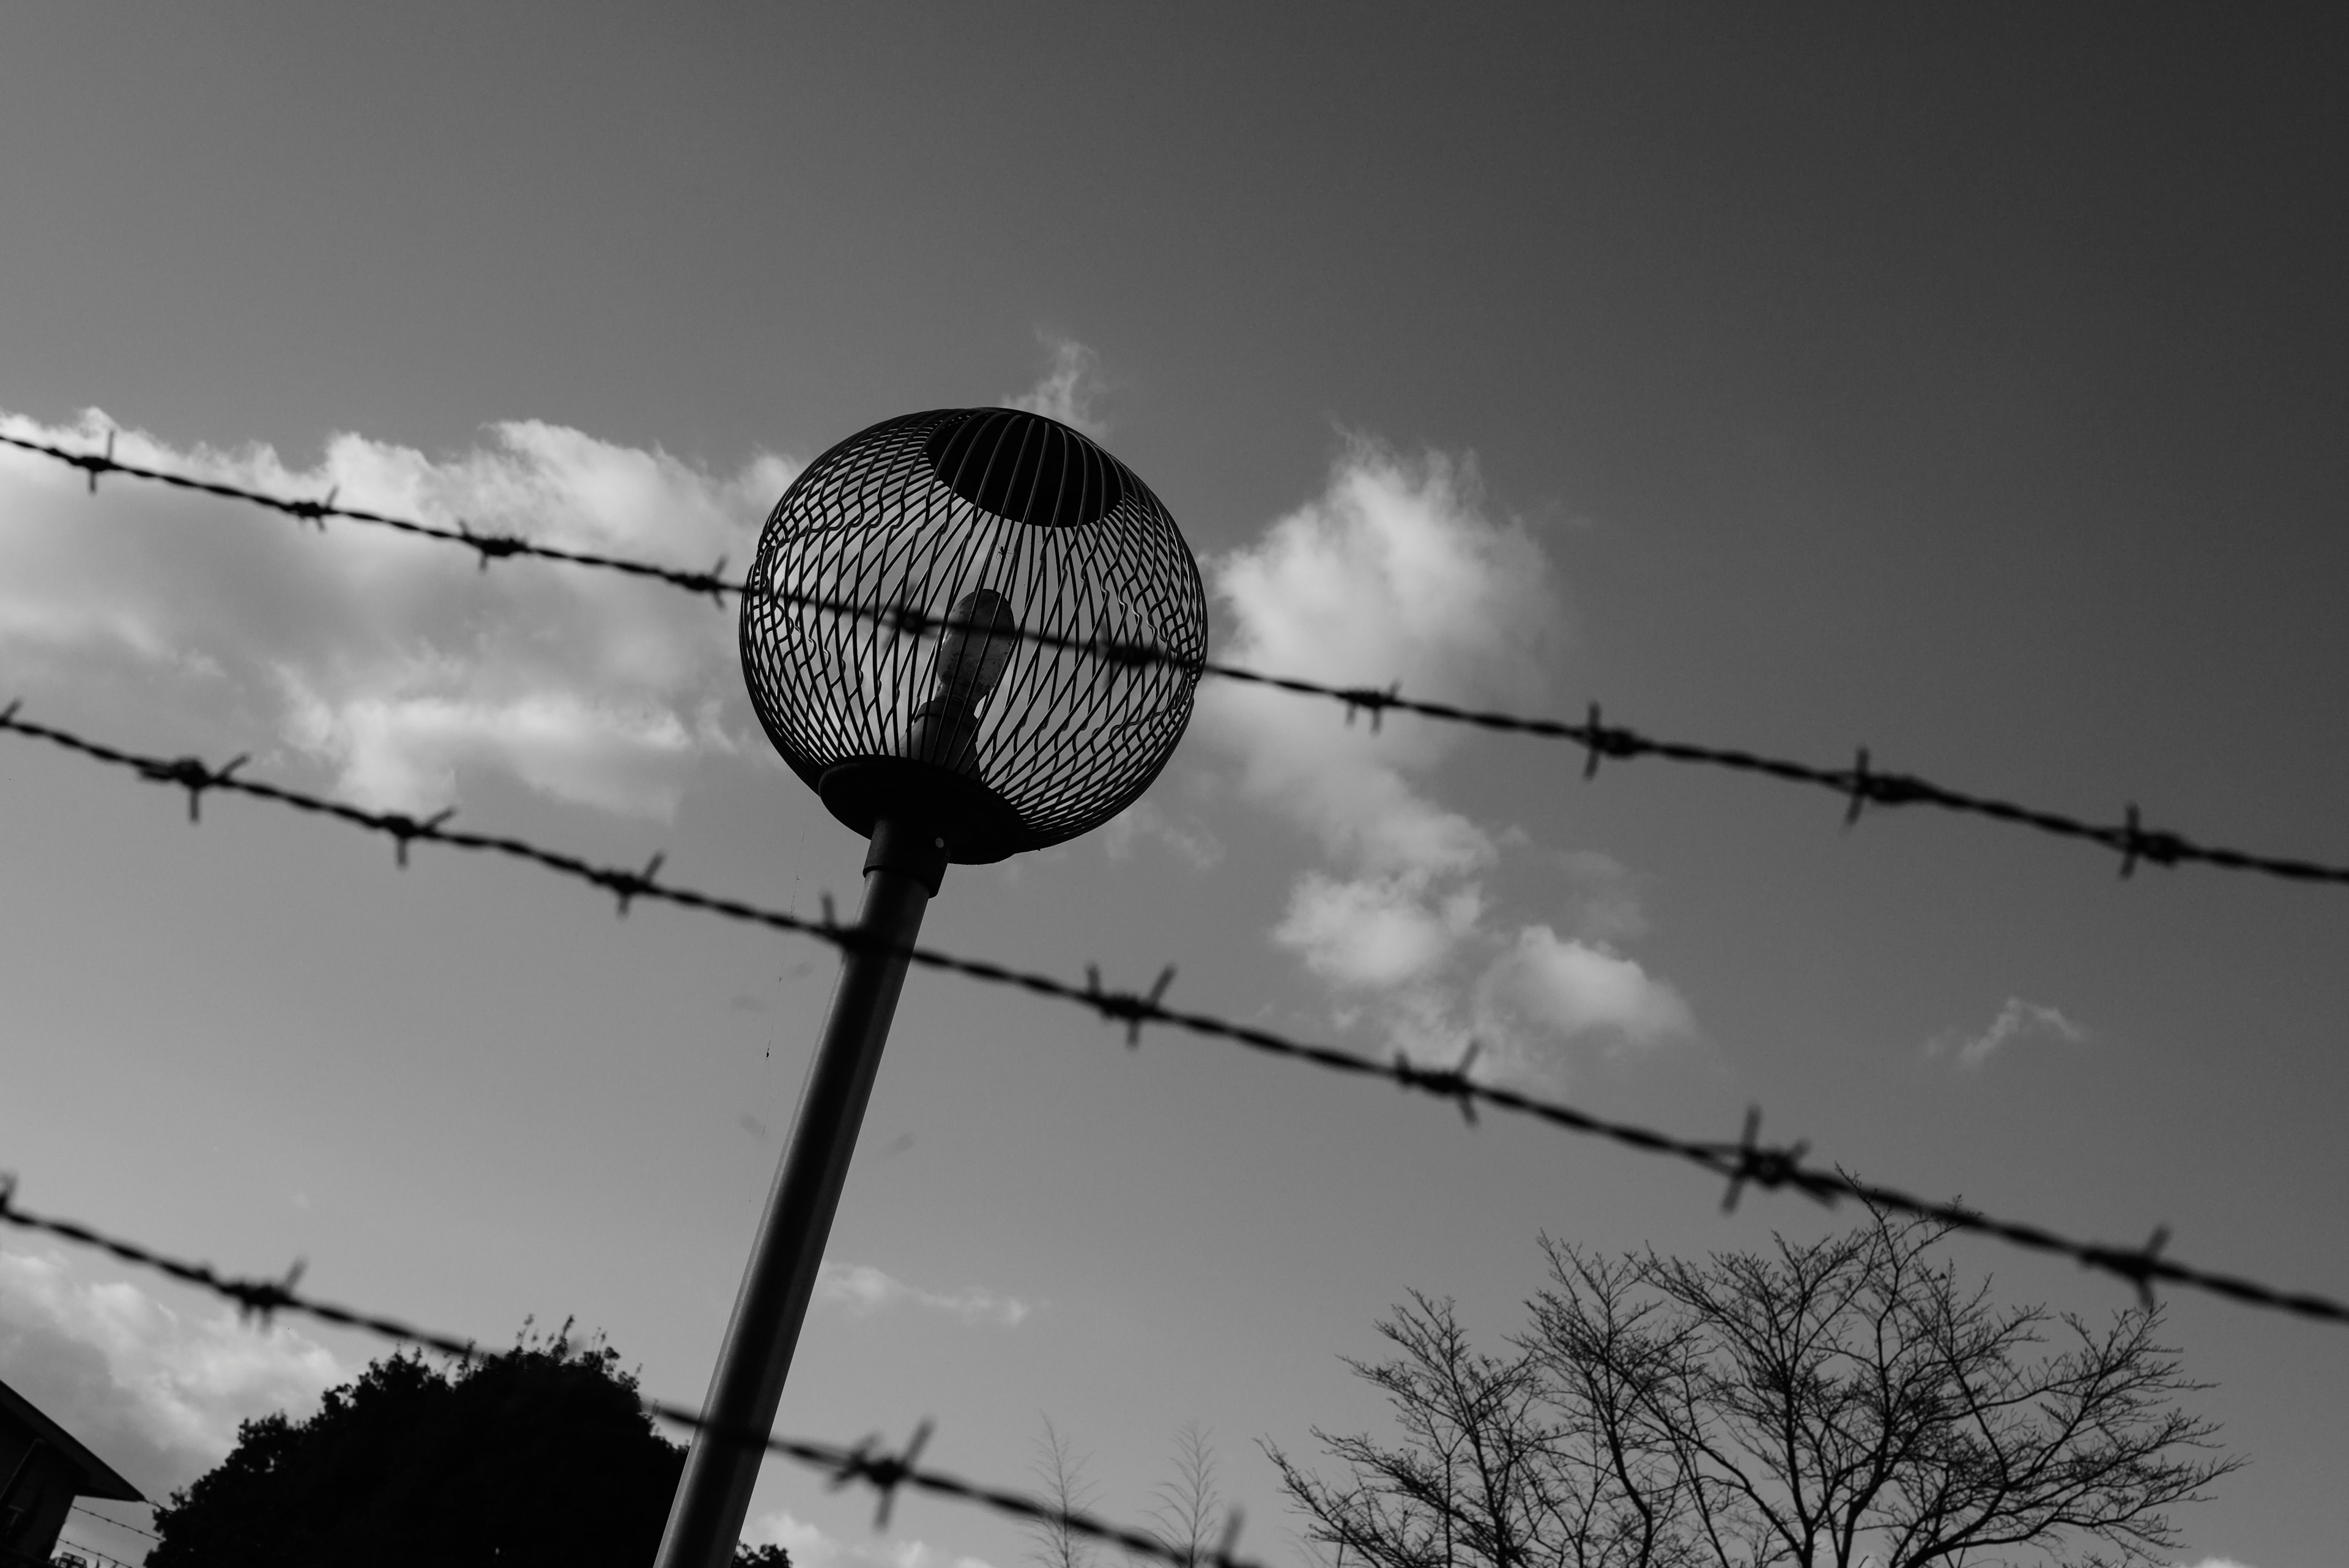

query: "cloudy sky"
left=2, top=8, right=2344, bottom=1567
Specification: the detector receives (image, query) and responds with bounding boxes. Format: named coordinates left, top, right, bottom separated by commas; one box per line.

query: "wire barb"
left=285, top=485, right=340, bottom=531
left=1718, top=1107, right=1819, bottom=1214
left=227, top=1257, right=310, bottom=1326
left=1392, top=1039, right=1483, bottom=1124
left=1085, top=963, right=1178, bottom=1047
left=686, top=554, right=732, bottom=609
left=2114, top=803, right=2186, bottom=879
left=2093, top=1224, right=2174, bottom=1312
left=75, top=428, right=119, bottom=494
left=1843, top=748, right=1871, bottom=828
left=1339, top=682, right=1402, bottom=732
left=455, top=519, right=528, bottom=569
left=831, top=1419, right=935, bottom=1529
left=600, top=852, right=667, bottom=918
left=137, top=751, right=248, bottom=822
left=383, top=807, right=457, bottom=868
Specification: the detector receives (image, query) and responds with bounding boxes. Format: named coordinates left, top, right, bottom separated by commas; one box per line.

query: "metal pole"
left=655, top=817, right=948, bottom=1568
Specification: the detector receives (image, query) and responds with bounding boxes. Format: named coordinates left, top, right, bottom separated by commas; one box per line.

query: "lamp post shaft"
left=655, top=819, right=945, bottom=1568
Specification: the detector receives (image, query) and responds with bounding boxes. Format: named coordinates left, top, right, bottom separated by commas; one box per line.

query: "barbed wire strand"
left=0, top=1179, right=1256, bottom=1568
left=0, top=426, right=741, bottom=600
left=2, top=708, right=2340, bottom=1328
left=6, top=426, right=2345, bottom=890
left=70, top=1504, right=160, bottom=1543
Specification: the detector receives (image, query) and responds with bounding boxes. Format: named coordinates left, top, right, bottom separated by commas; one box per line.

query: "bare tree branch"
left=1277, top=1198, right=2238, bottom=1568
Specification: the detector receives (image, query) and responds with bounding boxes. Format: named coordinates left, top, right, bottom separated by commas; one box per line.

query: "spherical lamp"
left=741, top=406, right=1208, bottom=864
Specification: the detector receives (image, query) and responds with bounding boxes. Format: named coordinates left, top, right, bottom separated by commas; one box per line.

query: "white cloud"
left=1277, top=872, right=1482, bottom=990
left=815, top=1262, right=1036, bottom=1328
left=746, top=1508, right=1001, bottom=1568
left=1545, top=849, right=1650, bottom=943
left=1482, top=926, right=1692, bottom=1045
left=1204, top=439, right=1550, bottom=860
left=0, top=1246, right=347, bottom=1498
left=1202, top=440, right=1691, bottom=1076
left=0, top=408, right=795, bottom=819
left=2174, top=1559, right=2259, bottom=1568
left=277, top=678, right=725, bottom=819
left=1004, top=335, right=1111, bottom=439
left=1928, top=996, right=2087, bottom=1071
left=1102, top=800, right=1223, bottom=869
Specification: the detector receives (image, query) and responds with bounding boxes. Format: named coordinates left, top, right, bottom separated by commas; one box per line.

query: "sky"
left=1, top=6, right=2344, bottom=1566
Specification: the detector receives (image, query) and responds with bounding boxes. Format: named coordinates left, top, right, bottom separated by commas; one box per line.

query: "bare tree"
left=1151, top=1422, right=1230, bottom=1567
left=1030, top=1416, right=1102, bottom=1568
left=1269, top=1203, right=2237, bottom=1568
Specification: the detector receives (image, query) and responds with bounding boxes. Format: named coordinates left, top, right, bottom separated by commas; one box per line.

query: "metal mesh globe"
left=740, top=407, right=1209, bottom=864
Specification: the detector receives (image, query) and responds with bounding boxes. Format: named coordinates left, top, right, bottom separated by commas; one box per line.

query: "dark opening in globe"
left=923, top=409, right=1127, bottom=530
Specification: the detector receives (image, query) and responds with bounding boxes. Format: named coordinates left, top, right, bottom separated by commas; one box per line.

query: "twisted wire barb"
left=7, top=426, right=2345, bottom=888
left=0, top=1179, right=1257, bottom=1568
left=4, top=708, right=2342, bottom=1328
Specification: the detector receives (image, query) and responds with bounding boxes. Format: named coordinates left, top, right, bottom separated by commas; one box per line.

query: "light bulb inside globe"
left=906, top=588, right=1017, bottom=776
left=930, top=589, right=1016, bottom=702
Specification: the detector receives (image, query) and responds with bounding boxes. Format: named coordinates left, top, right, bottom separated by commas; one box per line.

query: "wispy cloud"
left=816, top=1261, right=1037, bottom=1328
left=1103, top=799, right=1224, bottom=869
left=0, top=1246, right=347, bottom=1496
left=1927, top=996, right=2087, bottom=1071
left=747, top=1507, right=1002, bottom=1568
left=0, top=409, right=794, bottom=819
left=1201, top=438, right=1691, bottom=1079
left=1004, top=335, right=1111, bottom=438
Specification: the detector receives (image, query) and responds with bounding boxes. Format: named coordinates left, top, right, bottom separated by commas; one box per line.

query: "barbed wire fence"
left=0, top=1178, right=1259, bottom=1568
left=2, top=706, right=2341, bottom=1329
left=4, top=420, right=2347, bottom=1567
left=4, top=426, right=2347, bottom=889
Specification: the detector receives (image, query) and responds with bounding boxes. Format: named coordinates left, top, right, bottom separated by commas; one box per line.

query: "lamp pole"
left=658, top=406, right=1208, bottom=1568
left=653, top=817, right=946, bottom=1568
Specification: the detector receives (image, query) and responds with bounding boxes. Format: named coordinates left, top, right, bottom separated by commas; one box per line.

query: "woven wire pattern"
left=741, top=409, right=1208, bottom=859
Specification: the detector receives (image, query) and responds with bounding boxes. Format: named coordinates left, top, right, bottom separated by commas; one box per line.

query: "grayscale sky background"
left=2, top=7, right=2343, bottom=1566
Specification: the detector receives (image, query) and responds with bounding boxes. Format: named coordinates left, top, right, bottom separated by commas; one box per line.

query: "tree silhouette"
left=150, top=1322, right=788, bottom=1568
left=1270, top=1203, right=2236, bottom=1568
